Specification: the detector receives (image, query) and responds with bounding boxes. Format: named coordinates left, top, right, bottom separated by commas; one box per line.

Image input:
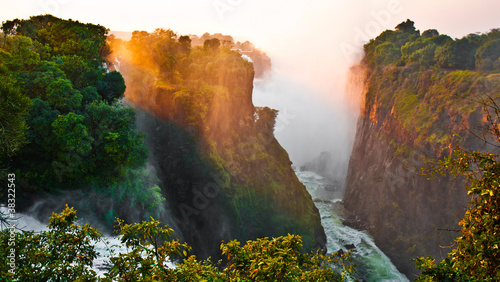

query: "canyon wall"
left=344, top=65, right=500, bottom=278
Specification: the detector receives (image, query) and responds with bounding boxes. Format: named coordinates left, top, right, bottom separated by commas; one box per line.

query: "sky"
left=3, top=0, right=500, bottom=99
left=2, top=0, right=500, bottom=165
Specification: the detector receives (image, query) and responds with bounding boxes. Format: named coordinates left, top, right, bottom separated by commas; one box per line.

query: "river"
left=296, top=169, right=409, bottom=281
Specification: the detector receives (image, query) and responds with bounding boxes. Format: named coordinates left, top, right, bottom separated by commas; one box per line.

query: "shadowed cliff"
left=110, top=29, right=326, bottom=258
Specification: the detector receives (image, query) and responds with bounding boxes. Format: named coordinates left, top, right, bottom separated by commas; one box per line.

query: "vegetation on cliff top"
left=362, top=19, right=500, bottom=155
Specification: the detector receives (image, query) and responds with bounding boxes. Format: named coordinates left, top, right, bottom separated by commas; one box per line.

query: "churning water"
left=296, top=169, right=409, bottom=281
left=0, top=206, right=154, bottom=277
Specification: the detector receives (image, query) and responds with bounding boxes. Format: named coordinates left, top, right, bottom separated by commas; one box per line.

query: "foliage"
left=475, top=38, right=500, bottom=71
left=97, top=71, right=126, bottom=103
left=255, top=106, right=278, bottom=137
left=363, top=19, right=500, bottom=72
left=414, top=98, right=500, bottom=280
left=395, top=19, right=419, bottom=35
left=1, top=207, right=354, bottom=281
left=0, top=206, right=101, bottom=281
left=102, top=217, right=191, bottom=281
left=204, top=38, right=221, bottom=51
left=0, top=75, right=31, bottom=158
left=435, top=38, right=480, bottom=70
left=221, top=235, right=354, bottom=281
left=0, top=15, right=148, bottom=193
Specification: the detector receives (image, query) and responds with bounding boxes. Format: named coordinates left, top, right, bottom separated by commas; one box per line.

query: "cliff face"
left=344, top=109, right=467, bottom=277
left=111, top=31, right=326, bottom=258
left=343, top=64, right=500, bottom=277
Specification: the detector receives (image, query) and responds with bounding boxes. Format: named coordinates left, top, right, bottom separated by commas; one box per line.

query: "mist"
left=234, top=0, right=500, bottom=181
left=252, top=72, right=355, bottom=168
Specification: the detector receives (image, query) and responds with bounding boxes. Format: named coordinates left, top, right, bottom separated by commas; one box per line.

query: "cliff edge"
left=110, top=30, right=326, bottom=258
left=343, top=20, right=500, bottom=278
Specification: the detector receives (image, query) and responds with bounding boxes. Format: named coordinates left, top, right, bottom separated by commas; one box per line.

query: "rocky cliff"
left=343, top=21, right=500, bottom=278
left=110, top=30, right=326, bottom=259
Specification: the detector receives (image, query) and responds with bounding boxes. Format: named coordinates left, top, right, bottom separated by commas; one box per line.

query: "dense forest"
left=0, top=15, right=164, bottom=225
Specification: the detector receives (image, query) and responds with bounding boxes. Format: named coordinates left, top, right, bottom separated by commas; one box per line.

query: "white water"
left=0, top=206, right=154, bottom=277
left=295, top=170, right=409, bottom=281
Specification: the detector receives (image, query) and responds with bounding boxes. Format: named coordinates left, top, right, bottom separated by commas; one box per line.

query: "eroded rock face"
left=136, top=110, right=327, bottom=260
left=341, top=65, right=500, bottom=278
left=115, top=34, right=326, bottom=260
left=344, top=114, right=467, bottom=278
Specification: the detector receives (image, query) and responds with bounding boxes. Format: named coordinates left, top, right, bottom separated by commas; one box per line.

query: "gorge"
left=2, top=12, right=500, bottom=281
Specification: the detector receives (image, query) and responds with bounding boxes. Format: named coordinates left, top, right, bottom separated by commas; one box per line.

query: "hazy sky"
left=3, top=1, right=500, bottom=49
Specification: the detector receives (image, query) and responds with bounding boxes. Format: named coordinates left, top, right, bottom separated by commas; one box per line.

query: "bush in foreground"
left=0, top=206, right=354, bottom=281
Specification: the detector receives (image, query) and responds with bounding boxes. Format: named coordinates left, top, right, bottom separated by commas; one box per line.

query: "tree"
left=221, top=235, right=354, bottom=281
left=435, top=38, right=479, bottom=70
left=475, top=38, right=500, bottom=71
left=415, top=98, right=500, bottom=280
left=178, top=35, right=191, bottom=53
left=102, top=217, right=191, bottom=281
left=422, top=29, right=439, bottom=38
left=0, top=75, right=31, bottom=158
left=203, top=38, right=220, bottom=51
left=3, top=35, right=40, bottom=70
left=373, top=41, right=401, bottom=66
left=0, top=206, right=101, bottom=281
left=59, top=54, right=89, bottom=89
left=255, top=106, right=278, bottom=137
left=1, top=16, right=145, bottom=192
left=395, top=19, right=419, bottom=35
left=96, top=70, right=126, bottom=103
left=46, top=77, right=82, bottom=112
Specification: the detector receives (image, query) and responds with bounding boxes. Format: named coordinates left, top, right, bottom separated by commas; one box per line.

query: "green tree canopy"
left=475, top=38, right=500, bottom=71
left=0, top=75, right=31, bottom=158
left=1, top=15, right=148, bottom=194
